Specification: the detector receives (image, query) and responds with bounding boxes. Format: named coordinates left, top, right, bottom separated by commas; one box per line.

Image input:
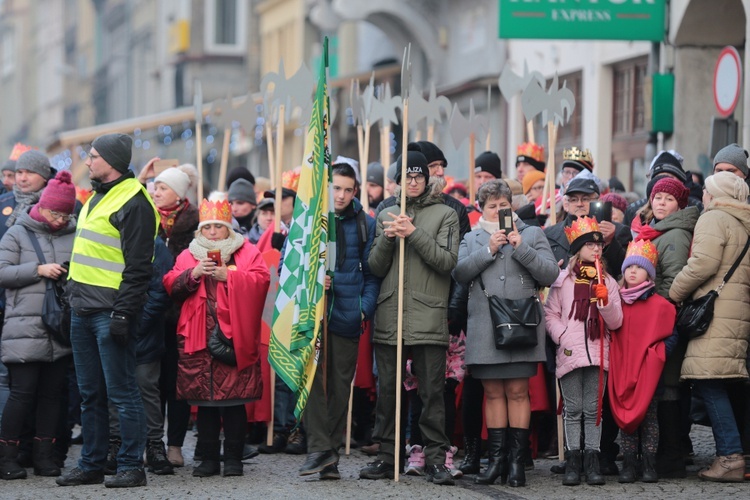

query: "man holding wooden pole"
left=359, top=147, right=458, bottom=485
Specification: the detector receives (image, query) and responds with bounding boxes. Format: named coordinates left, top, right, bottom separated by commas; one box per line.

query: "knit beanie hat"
left=366, top=162, right=384, bottom=187
left=228, top=178, right=257, bottom=205
left=522, top=170, right=546, bottom=195
left=1, top=159, right=15, bottom=173
left=713, top=143, right=749, bottom=177
left=410, top=141, right=447, bottom=167
left=154, top=167, right=192, bottom=199
left=621, top=240, right=658, bottom=281
left=91, top=133, right=132, bottom=174
left=600, top=192, right=628, bottom=213
left=37, top=170, right=76, bottom=214
left=650, top=177, right=689, bottom=209
left=704, top=171, right=750, bottom=201
left=387, top=161, right=398, bottom=182
left=650, top=150, right=687, bottom=182
left=16, top=150, right=54, bottom=180
left=226, top=166, right=256, bottom=187
left=395, top=144, right=430, bottom=185
left=474, top=151, right=502, bottom=179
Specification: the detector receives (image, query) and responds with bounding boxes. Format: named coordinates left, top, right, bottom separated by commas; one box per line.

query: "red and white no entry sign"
left=713, top=46, right=743, bottom=118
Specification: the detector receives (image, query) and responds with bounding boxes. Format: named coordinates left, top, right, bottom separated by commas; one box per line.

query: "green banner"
left=499, top=0, right=666, bottom=41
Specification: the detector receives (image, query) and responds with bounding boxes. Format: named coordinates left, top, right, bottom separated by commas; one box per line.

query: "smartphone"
left=153, top=158, right=179, bottom=176
left=498, top=208, right=513, bottom=232
left=207, top=250, right=221, bottom=265
left=589, top=201, right=612, bottom=223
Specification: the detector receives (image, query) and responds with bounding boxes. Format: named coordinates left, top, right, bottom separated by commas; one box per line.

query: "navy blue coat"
left=135, top=236, right=174, bottom=365
left=327, top=198, right=379, bottom=338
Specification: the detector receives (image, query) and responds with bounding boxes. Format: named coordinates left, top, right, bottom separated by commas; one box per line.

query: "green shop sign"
left=499, top=0, right=666, bottom=41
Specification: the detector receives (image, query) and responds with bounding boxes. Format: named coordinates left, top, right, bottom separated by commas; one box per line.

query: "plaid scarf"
left=157, top=200, right=189, bottom=239
left=569, top=261, right=601, bottom=340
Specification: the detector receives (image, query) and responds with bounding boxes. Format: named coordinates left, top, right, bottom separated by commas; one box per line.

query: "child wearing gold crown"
left=608, top=241, right=676, bottom=484
left=544, top=216, right=622, bottom=486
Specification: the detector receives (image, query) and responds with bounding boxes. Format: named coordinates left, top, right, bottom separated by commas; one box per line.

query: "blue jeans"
left=692, top=379, right=743, bottom=456
left=273, top=375, right=297, bottom=432
left=71, top=311, right=145, bottom=472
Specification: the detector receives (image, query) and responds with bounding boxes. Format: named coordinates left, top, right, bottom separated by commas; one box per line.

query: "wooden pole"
left=361, top=121, right=371, bottom=212
left=266, top=122, right=276, bottom=187
left=196, top=124, right=204, bottom=200
left=382, top=124, right=391, bottom=189
left=426, top=123, right=434, bottom=143
left=345, top=375, right=355, bottom=455
left=218, top=126, right=231, bottom=191
left=527, top=120, right=535, bottom=144
left=556, top=381, right=564, bottom=462
left=486, top=85, right=492, bottom=151
left=394, top=99, right=409, bottom=483
left=547, top=123, right=558, bottom=226
left=468, top=134, right=476, bottom=206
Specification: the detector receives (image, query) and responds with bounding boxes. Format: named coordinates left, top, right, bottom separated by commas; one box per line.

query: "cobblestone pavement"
left=0, top=425, right=747, bottom=499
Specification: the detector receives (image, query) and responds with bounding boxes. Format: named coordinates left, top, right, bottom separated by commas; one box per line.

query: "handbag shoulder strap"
left=718, top=236, right=750, bottom=292
left=476, top=274, right=490, bottom=297
left=24, top=227, right=47, bottom=264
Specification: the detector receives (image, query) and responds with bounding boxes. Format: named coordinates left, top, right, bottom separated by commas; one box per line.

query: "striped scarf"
left=569, top=261, right=601, bottom=340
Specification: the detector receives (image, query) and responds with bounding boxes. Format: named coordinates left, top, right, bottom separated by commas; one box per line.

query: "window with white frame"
left=204, top=0, right=247, bottom=55
left=1, top=28, right=15, bottom=77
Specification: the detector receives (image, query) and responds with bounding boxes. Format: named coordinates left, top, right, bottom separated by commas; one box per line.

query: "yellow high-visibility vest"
left=68, top=178, right=158, bottom=289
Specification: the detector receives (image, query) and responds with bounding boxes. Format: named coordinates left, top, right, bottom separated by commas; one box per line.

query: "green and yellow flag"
left=269, top=39, right=334, bottom=419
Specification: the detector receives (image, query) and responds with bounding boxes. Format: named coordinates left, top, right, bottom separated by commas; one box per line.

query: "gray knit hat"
left=1, top=159, right=15, bottom=173
left=15, top=150, right=54, bottom=180
left=713, top=143, right=749, bottom=177
left=228, top=178, right=257, bottom=205
left=92, top=133, right=133, bottom=174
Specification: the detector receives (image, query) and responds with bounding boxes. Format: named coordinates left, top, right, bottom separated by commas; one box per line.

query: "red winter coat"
left=163, top=241, right=270, bottom=403
left=608, top=292, right=675, bottom=433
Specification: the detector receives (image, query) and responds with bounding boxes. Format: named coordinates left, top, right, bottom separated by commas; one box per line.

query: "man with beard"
left=365, top=162, right=385, bottom=214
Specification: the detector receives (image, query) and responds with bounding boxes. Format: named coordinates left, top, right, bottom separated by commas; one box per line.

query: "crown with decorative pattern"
left=622, top=239, right=659, bottom=280
left=516, top=142, right=546, bottom=172
left=198, top=199, right=232, bottom=229
left=8, top=143, right=33, bottom=161
left=565, top=216, right=603, bottom=255
left=563, top=147, right=593, bottom=163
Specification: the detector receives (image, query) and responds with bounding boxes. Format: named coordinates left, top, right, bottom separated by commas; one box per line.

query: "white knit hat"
left=704, top=171, right=750, bottom=201
left=154, top=167, right=191, bottom=199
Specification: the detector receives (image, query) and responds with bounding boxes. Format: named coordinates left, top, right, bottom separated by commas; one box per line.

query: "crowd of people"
left=0, top=132, right=747, bottom=491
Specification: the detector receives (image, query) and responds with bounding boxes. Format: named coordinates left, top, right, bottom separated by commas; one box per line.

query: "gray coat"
left=0, top=212, right=75, bottom=363
left=453, top=218, right=559, bottom=367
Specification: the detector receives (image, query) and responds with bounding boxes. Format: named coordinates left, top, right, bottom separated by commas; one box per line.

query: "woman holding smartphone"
left=453, top=180, right=559, bottom=487
left=163, top=199, right=270, bottom=478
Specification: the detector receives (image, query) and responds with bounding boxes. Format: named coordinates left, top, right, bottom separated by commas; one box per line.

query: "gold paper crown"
left=564, top=216, right=601, bottom=245
left=199, top=199, right=232, bottom=224
left=625, top=240, right=658, bottom=268
left=516, top=142, right=545, bottom=163
left=563, top=147, right=593, bottom=164
left=8, top=143, right=33, bottom=161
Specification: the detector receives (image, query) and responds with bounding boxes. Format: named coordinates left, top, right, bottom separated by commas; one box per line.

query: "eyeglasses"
left=47, top=210, right=72, bottom=222
left=405, top=175, right=426, bottom=185
left=87, top=152, right=101, bottom=161
left=584, top=242, right=604, bottom=249
left=567, top=195, right=598, bottom=204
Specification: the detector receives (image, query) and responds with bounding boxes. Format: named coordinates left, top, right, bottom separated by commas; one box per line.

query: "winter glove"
left=447, top=308, right=465, bottom=337
left=593, top=284, right=609, bottom=306
left=109, top=314, right=131, bottom=347
left=271, top=233, right=286, bottom=251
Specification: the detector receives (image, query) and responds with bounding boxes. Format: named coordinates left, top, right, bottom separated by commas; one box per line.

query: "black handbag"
left=207, top=304, right=236, bottom=366
left=25, top=228, right=71, bottom=347
left=675, top=237, right=750, bottom=340
left=477, top=275, right=540, bottom=350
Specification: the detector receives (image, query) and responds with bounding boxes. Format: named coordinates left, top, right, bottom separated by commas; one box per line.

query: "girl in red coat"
left=608, top=240, right=676, bottom=484
left=163, top=199, right=270, bottom=478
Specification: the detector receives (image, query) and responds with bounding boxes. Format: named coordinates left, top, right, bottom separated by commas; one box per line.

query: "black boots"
left=475, top=428, right=508, bottom=485
left=0, top=440, right=27, bottom=480
left=104, top=437, right=121, bottom=475
left=583, top=449, right=605, bottom=485
left=507, top=428, right=529, bottom=487
left=32, top=438, right=60, bottom=477
left=641, top=452, right=658, bottom=483
left=193, top=440, right=221, bottom=477
left=222, top=440, right=244, bottom=477
left=562, top=450, right=582, bottom=486
left=656, top=400, right=687, bottom=478
left=618, top=452, right=637, bottom=483
left=458, top=437, right=481, bottom=475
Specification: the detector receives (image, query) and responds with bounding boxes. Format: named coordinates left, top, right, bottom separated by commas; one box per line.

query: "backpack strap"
left=355, top=208, right=368, bottom=263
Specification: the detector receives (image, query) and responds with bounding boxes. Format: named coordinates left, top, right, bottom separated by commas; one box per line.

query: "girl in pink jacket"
left=544, top=217, right=623, bottom=487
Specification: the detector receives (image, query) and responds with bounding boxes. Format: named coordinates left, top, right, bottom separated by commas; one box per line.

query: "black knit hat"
left=227, top=166, right=256, bottom=187
left=395, top=145, right=429, bottom=186
left=650, top=151, right=686, bottom=182
left=92, top=133, right=133, bottom=174
left=411, top=141, right=447, bottom=167
left=474, top=151, right=502, bottom=179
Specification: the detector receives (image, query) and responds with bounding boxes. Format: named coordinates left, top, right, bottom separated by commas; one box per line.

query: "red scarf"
left=631, top=215, right=663, bottom=242
left=157, top=200, right=189, bottom=239
left=569, top=261, right=601, bottom=340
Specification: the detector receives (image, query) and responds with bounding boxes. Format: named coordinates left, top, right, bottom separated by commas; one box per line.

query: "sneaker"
left=359, top=460, right=395, bottom=480
left=285, top=429, right=307, bottom=455
left=299, top=449, right=338, bottom=476
left=258, top=432, right=288, bottom=454
left=404, top=444, right=425, bottom=476
left=319, top=463, right=341, bottom=480
left=242, top=444, right=259, bottom=460
left=425, top=464, right=455, bottom=486
left=104, top=468, right=147, bottom=488
left=146, top=440, right=174, bottom=475
left=445, top=446, right=463, bottom=478
left=56, top=467, right=104, bottom=486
